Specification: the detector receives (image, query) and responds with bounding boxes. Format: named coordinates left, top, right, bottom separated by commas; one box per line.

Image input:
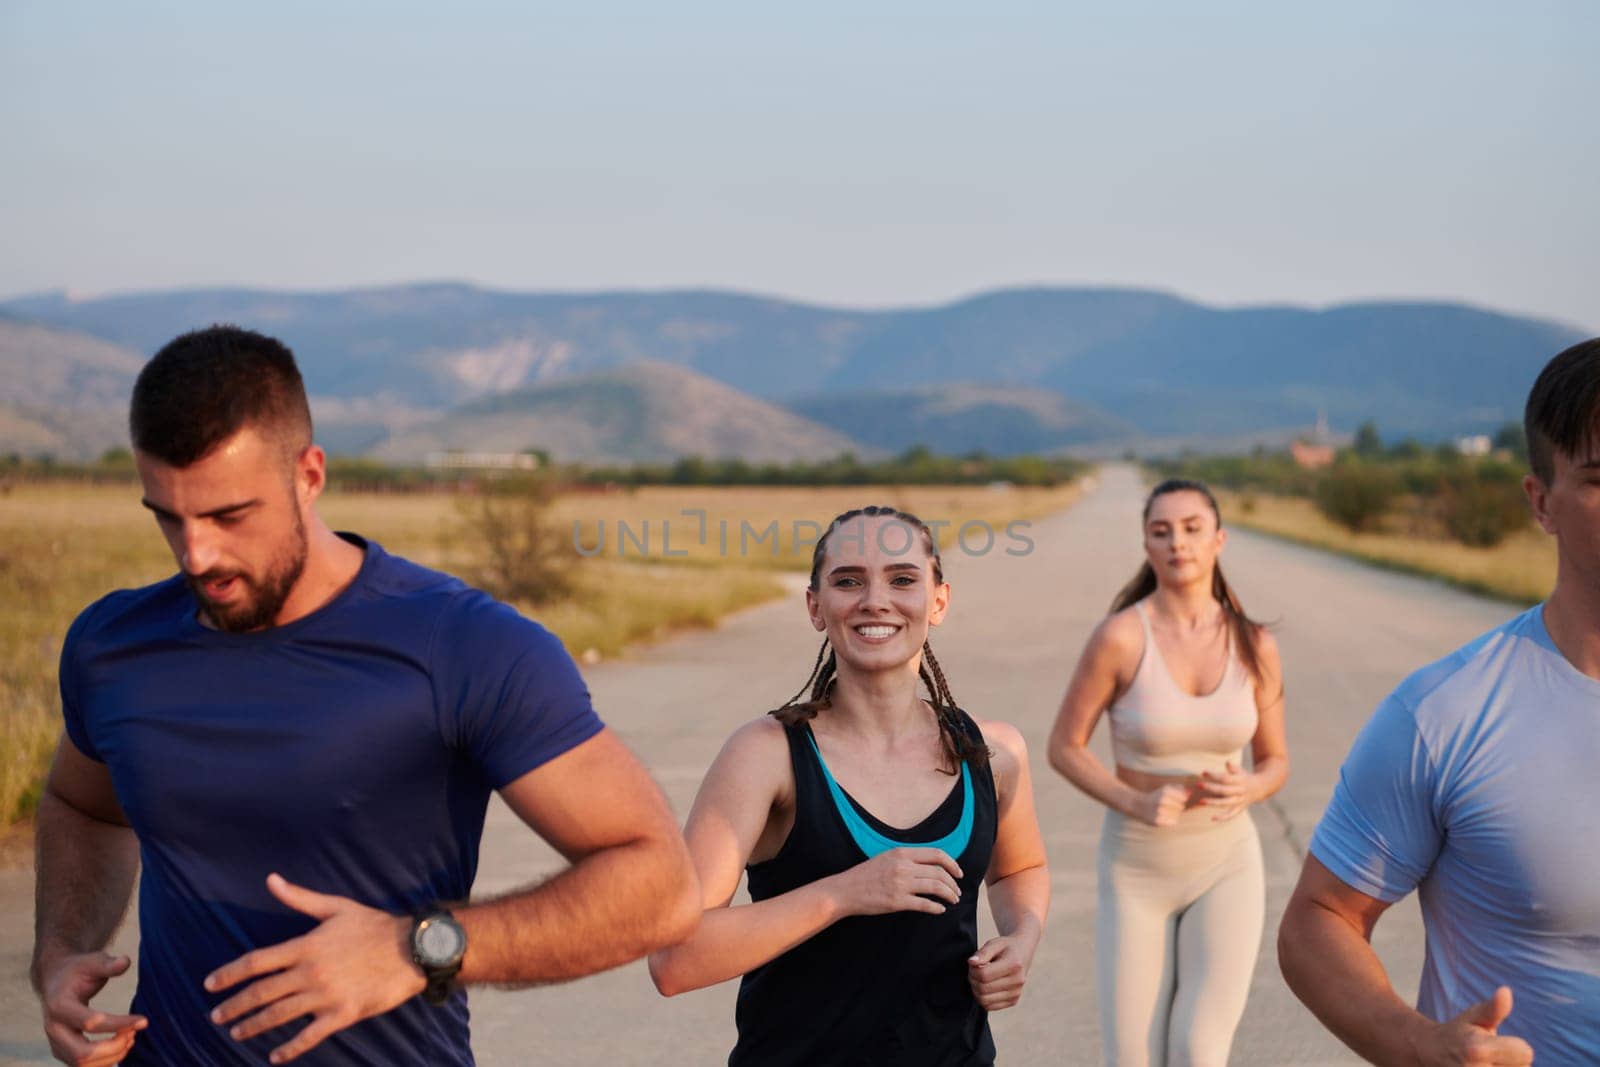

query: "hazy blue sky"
left=3, top=1, right=1595, bottom=329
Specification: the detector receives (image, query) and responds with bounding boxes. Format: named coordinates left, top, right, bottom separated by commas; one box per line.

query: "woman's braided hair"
left=770, top=505, right=990, bottom=774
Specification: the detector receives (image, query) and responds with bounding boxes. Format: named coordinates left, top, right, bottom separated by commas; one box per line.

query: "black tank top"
left=730, top=711, right=999, bottom=1067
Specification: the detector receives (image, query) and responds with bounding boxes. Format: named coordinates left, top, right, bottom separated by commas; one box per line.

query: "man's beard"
left=188, top=509, right=309, bottom=633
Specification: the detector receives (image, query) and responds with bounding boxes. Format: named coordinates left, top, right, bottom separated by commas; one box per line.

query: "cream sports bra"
left=1107, top=600, right=1258, bottom=776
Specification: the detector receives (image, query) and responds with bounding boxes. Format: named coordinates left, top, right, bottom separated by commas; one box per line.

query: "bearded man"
left=30, top=325, right=698, bottom=1065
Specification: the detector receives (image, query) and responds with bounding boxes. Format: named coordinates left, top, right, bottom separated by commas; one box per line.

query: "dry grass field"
left=1216, top=489, right=1557, bottom=606
left=0, top=478, right=1081, bottom=831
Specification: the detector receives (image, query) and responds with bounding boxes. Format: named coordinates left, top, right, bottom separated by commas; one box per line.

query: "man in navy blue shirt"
left=30, top=325, right=699, bottom=1065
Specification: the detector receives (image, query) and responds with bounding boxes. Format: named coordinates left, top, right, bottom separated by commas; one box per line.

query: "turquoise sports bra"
left=803, top=729, right=975, bottom=860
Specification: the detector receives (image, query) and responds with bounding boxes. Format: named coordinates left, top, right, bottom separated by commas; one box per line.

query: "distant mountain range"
left=787, top=383, right=1138, bottom=456
left=2, top=284, right=1586, bottom=462
left=0, top=314, right=144, bottom=459
left=372, top=361, right=864, bottom=465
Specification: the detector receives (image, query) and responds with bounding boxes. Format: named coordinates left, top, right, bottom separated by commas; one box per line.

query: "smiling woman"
left=647, top=506, right=1051, bottom=1067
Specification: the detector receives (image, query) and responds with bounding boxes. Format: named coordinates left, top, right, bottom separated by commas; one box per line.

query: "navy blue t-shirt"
left=59, top=536, right=604, bottom=1065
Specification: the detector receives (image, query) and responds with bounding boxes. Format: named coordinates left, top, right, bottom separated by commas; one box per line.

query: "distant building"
left=424, top=451, right=543, bottom=471
left=1291, top=440, right=1335, bottom=470
left=1455, top=435, right=1492, bottom=456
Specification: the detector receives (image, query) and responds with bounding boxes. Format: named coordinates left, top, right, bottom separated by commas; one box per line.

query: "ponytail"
left=1109, top=561, right=1158, bottom=615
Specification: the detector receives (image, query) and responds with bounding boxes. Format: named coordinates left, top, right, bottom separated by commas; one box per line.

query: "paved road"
left=0, top=466, right=1526, bottom=1065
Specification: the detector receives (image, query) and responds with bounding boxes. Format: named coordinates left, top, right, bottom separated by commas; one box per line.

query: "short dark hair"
left=130, top=325, right=312, bottom=467
left=1525, top=337, right=1600, bottom=485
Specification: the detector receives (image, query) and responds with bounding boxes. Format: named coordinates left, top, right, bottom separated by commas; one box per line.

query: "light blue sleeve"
left=1308, top=692, right=1444, bottom=903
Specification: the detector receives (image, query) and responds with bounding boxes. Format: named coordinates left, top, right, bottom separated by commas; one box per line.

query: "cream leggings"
left=1095, top=808, right=1264, bottom=1067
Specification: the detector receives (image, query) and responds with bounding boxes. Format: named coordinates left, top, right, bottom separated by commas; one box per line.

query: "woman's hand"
left=967, top=932, right=1038, bottom=1011
left=1195, top=761, right=1260, bottom=821
left=825, top=848, right=963, bottom=917
left=1131, top=782, right=1191, bottom=827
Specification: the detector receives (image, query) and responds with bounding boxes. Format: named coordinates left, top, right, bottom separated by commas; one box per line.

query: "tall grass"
left=0, top=479, right=1082, bottom=830
left=1, top=486, right=174, bottom=831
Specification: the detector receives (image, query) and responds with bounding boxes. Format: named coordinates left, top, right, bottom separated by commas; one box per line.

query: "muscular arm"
left=455, top=727, right=701, bottom=985
left=208, top=728, right=700, bottom=1061
left=30, top=736, right=139, bottom=991
left=1278, top=856, right=1532, bottom=1066
left=32, top=735, right=148, bottom=1066
left=1278, top=856, right=1420, bottom=1061
left=1046, top=614, right=1144, bottom=816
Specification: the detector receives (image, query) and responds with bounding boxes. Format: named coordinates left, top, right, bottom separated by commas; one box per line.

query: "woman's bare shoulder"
left=1087, top=605, right=1145, bottom=665
left=721, top=714, right=792, bottom=761
left=1101, top=603, right=1144, bottom=640
left=971, top=717, right=1027, bottom=785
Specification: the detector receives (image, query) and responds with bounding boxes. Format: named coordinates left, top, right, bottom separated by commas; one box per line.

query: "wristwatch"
left=410, top=910, right=467, bottom=1005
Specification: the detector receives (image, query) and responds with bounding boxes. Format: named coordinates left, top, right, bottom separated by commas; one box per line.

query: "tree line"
left=1149, top=422, right=1533, bottom=548
left=2, top=447, right=1088, bottom=491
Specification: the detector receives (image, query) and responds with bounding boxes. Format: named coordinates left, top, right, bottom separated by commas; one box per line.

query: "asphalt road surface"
left=0, top=466, right=1526, bottom=1065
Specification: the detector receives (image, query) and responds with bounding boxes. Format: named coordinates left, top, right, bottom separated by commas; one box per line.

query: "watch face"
left=417, top=917, right=466, bottom=965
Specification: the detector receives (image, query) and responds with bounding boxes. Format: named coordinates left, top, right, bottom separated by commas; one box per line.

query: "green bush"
left=1146, top=452, right=1316, bottom=497
left=1314, top=462, right=1402, bottom=532
left=456, top=473, right=575, bottom=605
left=1353, top=421, right=1384, bottom=457
left=578, top=450, right=1086, bottom=488
left=1145, top=444, right=1535, bottom=549
left=1437, top=463, right=1530, bottom=547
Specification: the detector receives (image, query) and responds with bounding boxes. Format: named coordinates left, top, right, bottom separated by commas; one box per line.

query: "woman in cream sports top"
left=1047, top=478, right=1287, bottom=1066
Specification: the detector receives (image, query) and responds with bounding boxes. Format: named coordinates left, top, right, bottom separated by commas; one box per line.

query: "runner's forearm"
left=986, top=864, right=1048, bottom=952
left=30, top=790, right=140, bottom=991
left=1249, top=754, right=1289, bottom=803
left=648, top=880, right=842, bottom=996
left=456, top=829, right=697, bottom=987
left=1278, top=894, right=1432, bottom=1064
left=1048, top=743, right=1143, bottom=817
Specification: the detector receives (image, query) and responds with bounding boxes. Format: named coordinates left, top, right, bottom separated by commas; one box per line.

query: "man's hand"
left=967, top=933, right=1035, bottom=1012
left=206, top=873, right=427, bottom=1064
left=37, top=951, right=146, bottom=1067
left=1409, top=986, right=1534, bottom=1066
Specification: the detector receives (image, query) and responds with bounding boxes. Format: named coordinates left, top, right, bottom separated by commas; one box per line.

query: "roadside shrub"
left=1437, top=463, right=1530, bottom=547
left=456, top=473, right=575, bottom=605
left=1314, top=462, right=1401, bottom=532
left=1147, top=452, right=1316, bottom=497
left=1353, top=421, right=1383, bottom=457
